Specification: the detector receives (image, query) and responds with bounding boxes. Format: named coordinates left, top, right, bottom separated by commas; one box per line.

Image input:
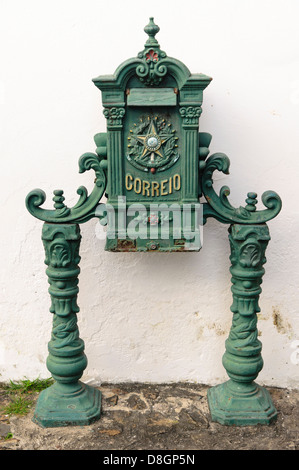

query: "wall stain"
left=196, top=326, right=204, bottom=340
left=196, top=321, right=226, bottom=340
left=272, top=306, right=293, bottom=338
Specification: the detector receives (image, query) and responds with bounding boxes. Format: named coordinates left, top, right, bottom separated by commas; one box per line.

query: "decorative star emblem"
left=127, top=115, right=180, bottom=173
left=130, top=117, right=173, bottom=165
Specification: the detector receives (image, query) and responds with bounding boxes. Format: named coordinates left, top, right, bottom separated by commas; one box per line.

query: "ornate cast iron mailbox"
left=26, top=19, right=282, bottom=427
left=93, top=18, right=212, bottom=252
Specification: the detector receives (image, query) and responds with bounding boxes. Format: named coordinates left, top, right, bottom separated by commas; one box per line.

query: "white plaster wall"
left=0, top=0, right=298, bottom=389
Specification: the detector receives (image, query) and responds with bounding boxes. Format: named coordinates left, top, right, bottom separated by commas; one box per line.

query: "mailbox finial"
left=144, top=17, right=160, bottom=47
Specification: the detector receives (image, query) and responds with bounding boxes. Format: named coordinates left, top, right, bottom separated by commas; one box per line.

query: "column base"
left=32, top=381, right=102, bottom=428
left=207, top=380, right=277, bottom=426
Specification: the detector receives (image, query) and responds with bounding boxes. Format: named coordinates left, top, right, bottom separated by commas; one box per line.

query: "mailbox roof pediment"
left=92, top=18, right=212, bottom=98
left=93, top=57, right=212, bottom=91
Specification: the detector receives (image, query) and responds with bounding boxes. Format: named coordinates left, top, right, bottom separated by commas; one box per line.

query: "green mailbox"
left=26, top=18, right=282, bottom=428
left=93, top=18, right=212, bottom=252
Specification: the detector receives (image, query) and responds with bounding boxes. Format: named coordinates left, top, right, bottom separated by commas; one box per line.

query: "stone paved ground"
left=0, top=383, right=298, bottom=451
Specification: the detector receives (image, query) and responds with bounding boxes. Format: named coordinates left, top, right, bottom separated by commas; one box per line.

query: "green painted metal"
left=32, top=223, right=101, bottom=427
left=127, top=88, right=177, bottom=106
left=93, top=17, right=212, bottom=252
left=25, top=18, right=282, bottom=427
left=201, top=154, right=281, bottom=225
left=207, top=224, right=278, bottom=425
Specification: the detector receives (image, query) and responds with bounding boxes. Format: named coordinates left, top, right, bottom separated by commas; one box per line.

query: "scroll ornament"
left=26, top=151, right=107, bottom=224
left=201, top=152, right=282, bottom=224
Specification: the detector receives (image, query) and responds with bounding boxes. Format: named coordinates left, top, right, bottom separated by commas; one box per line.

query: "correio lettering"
left=125, top=173, right=181, bottom=197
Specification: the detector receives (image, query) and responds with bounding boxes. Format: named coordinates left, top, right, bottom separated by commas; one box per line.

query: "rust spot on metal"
left=174, top=239, right=185, bottom=246
left=116, top=239, right=136, bottom=251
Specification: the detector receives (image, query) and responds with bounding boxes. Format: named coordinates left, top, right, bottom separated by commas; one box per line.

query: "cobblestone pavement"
left=0, top=383, right=298, bottom=451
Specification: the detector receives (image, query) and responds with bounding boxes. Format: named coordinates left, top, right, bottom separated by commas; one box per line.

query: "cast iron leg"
left=33, top=223, right=101, bottom=427
left=207, top=223, right=277, bottom=425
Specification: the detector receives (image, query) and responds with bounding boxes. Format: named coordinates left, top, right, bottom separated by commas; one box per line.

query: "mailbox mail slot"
left=127, top=88, right=177, bottom=106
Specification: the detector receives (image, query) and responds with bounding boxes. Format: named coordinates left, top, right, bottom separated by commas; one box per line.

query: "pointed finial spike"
left=144, top=17, right=160, bottom=47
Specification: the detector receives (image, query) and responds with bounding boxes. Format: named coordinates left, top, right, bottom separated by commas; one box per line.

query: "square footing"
left=32, top=381, right=102, bottom=428
left=207, top=380, right=277, bottom=426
